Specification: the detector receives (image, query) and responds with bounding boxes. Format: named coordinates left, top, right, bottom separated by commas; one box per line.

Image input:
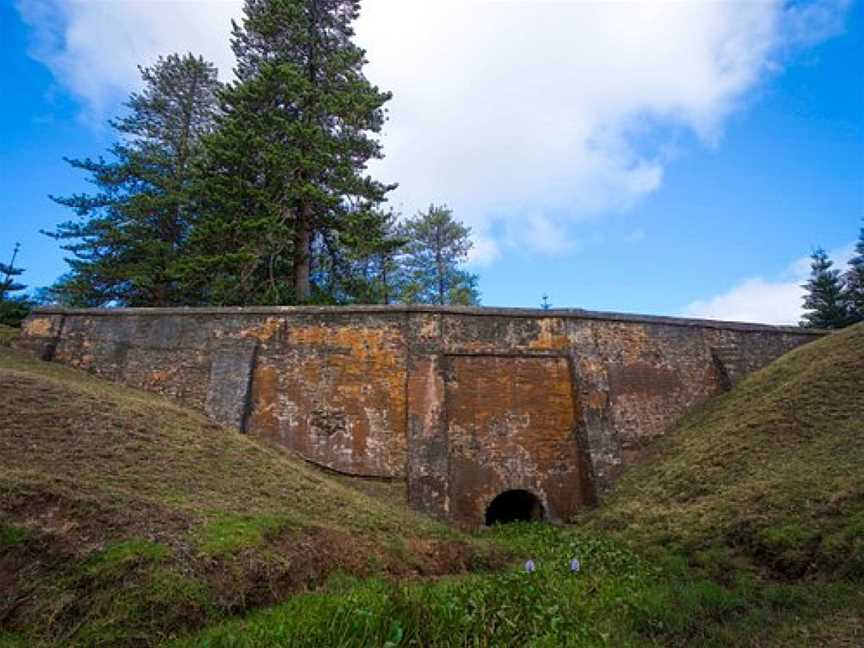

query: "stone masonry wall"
left=17, top=306, right=822, bottom=528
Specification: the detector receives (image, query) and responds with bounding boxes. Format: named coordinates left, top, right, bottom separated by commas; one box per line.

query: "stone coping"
left=30, top=305, right=824, bottom=336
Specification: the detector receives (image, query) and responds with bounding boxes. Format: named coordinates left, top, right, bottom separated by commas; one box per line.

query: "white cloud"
left=683, top=244, right=855, bottom=325
left=16, top=0, right=850, bottom=258
left=16, top=1, right=242, bottom=120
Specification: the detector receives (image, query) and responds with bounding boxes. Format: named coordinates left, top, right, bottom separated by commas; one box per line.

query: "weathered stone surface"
left=444, top=355, right=592, bottom=526
left=17, top=305, right=823, bottom=528
left=16, top=313, right=65, bottom=360
left=205, top=338, right=258, bottom=431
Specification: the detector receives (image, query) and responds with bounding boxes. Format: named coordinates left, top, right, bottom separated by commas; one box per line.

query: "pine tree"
left=0, top=243, right=26, bottom=301
left=312, top=209, right=406, bottom=304
left=800, top=248, right=851, bottom=329
left=844, top=222, right=864, bottom=323
left=181, top=0, right=395, bottom=305
left=398, top=204, right=480, bottom=306
left=0, top=243, right=32, bottom=327
left=45, top=54, right=221, bottom=306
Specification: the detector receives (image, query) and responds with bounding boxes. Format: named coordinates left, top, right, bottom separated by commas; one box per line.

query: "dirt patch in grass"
left=204, top=526, right=493, bottom=614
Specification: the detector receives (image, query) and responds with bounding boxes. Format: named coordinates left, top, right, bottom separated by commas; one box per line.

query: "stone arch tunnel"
left=17, top=305, right=821, bottom=529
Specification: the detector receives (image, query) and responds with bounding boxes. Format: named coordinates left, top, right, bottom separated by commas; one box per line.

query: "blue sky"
left=2, top=0, right=862, bottom=323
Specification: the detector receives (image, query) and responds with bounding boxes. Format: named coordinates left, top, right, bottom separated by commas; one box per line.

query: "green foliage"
left=845, top=222, right=864, bottom=323
left=179, top=0, right=395, bottom=305
left=0, top=634, right=28, bottom=648
left=57, top=565, right=212, bottom=646
left=0, top=243, right=32, bottom=327
left=175, top=524, right=650, bottom=648
left=313, top=209, right=409, bottom=305
left=40, top=2, right=482, bottom=308
left=397, top=204, right=480, bottom=306
left=44, top=53, right=221, bottom=307
left=0, top=298, right=31, bottom=329
left=0, top=243, right=26, bottom=301
left=801, top=247, right=853, bottom=329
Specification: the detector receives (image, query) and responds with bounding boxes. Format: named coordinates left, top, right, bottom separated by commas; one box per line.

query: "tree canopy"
left=43, top=1, right=482, bottom=309
left=178, top=0, right=396, bottom=305
left=398, top=204, right=480, bottom=306
left=0, top=242, right=32, bottom=326
left=800, top=248, right=851, bottom=329
left=45, top=53, right=222, bottom=307
left=844, top=223, right=864, bottom=324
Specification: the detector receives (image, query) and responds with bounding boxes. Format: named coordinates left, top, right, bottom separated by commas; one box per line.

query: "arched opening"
left=485, top=490, right=545, bottom=526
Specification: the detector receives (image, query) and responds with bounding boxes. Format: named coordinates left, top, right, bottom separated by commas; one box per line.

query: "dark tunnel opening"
left=485, top=490, right=545, bottom=526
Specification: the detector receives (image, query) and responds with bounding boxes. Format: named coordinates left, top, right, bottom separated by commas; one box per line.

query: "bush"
left=0, top=297, right=32, bottom=328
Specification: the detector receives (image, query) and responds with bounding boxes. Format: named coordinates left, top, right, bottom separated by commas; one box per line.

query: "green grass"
left=174, top=524, right=653, bottom=648
left=173, top=524, right=864, bottom=647
left=194, top=512, right=296, bottom=557
left=0, top=523, right=31, bottom=551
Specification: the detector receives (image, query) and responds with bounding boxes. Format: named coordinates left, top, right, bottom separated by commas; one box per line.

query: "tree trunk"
left=293, top=203, right=313, bottom=303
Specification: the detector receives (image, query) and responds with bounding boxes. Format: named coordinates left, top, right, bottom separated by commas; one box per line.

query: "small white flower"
left=524, top=559, right=536, bottom=573
left=570, top=557, right=581, bottom=573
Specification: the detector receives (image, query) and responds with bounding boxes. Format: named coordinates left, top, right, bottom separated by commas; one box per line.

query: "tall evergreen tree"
left=312, top=209, right=406, bottom=304
left=45, top=54, right=221, bottom=306
left=800, top=248, right=851, bottom=329
left=844, top=222, right=864, bottom=323
left=0, top=243, right=32, bottom=327
left=0, top=243, right=26, bottom=301
left=182, top=0, right=394, bottom=305
left=398, top=204, right=480, bottom=306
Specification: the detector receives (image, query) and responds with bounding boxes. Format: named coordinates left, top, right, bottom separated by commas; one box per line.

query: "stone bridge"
left=17, top=306, right=820, bottom=529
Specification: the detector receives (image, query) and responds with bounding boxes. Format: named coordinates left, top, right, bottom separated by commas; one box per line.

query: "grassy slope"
left=0, top=348, right=494, bottom=646
left=592, top=322, right=864, bottom=579
left=177, top=324, right=864, bottom=647
left=0, top=326, right=17, bottom=348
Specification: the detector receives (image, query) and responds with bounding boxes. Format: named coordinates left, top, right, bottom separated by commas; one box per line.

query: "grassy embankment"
left=0, top=344, right=498, bottom=646
left=2, top=323, right=863, bottom=646
left=0, top=326, right=18, bottom=348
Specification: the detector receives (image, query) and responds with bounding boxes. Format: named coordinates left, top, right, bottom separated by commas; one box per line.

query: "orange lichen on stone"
left=445, top=355, right=587, bottom=527
left=526, top=317, right=569, bottom=350
left=249, top=323, right=408, bottom=479
left=240, top=317, right=282, bottom=342
left=22, top=317, right=56, bottom=338
left=249, top=364, right=279, bottom=440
